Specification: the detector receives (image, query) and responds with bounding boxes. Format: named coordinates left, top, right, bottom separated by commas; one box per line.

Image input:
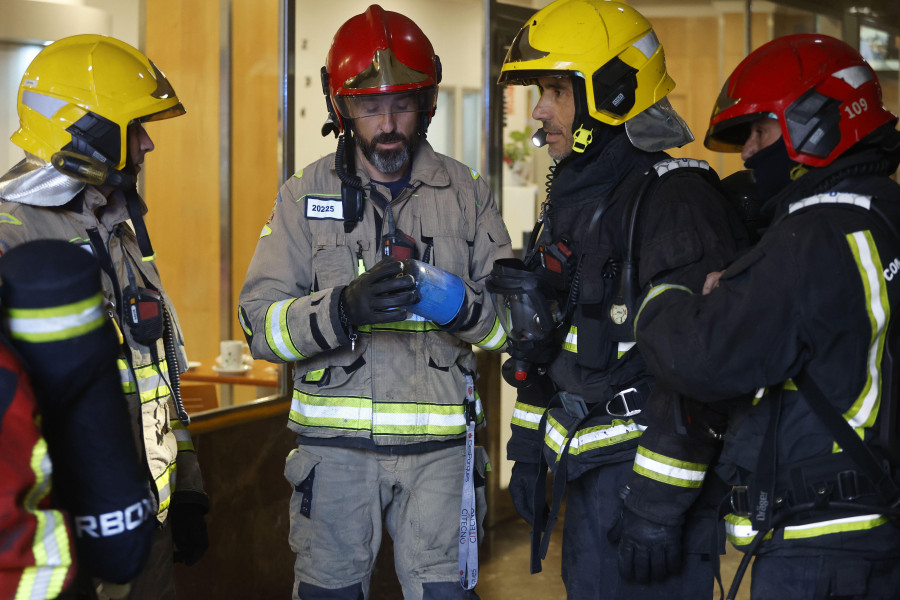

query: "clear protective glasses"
left=336, top=88, right=437, bottom=121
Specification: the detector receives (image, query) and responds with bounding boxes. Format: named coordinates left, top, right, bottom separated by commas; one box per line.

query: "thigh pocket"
left=285, top=447, right=322, bottom=521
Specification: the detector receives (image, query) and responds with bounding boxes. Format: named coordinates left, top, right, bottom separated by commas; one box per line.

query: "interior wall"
left=144, top=0, right=223, bottom=363
left=292, top=0, right=484, bottom=169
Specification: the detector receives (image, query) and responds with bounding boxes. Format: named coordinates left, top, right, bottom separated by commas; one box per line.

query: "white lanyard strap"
left=458, top=374, right=478, bottom=590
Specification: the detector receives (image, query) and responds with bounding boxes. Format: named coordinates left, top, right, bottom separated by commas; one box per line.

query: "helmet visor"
left=140, top=103, right=186, bottom=124
left=336, top=89, right=437, bottom=122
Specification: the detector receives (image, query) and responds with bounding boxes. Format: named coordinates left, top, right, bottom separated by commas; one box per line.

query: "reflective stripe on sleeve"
left=5, top=292, right=106, bottom=343
left=476, top=317, right=507, bottom=351
left=154, top=462, right=176, bottom=514
left=544, top=413, right=645, bottom=459
left=633, top=446, right=706, bottom=488
left=170, top=420, right=195, bottom=452
left=845, top=230, right=888, bottom=437
left=511, top=400, right=544, bottom=431
left=265, top=299, right=306, bottom=361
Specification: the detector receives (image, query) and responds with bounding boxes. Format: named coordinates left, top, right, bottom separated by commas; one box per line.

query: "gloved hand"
left=508, top=461, right=541, bottom=524
left=402, top=259, right=466, bottom=326
left=610, top=507, right=683, bottom=583
left=170, top=502, right=209, bottom=566
left=340, top=259, right=419, bottom=327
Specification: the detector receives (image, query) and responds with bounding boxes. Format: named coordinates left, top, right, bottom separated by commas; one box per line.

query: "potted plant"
left=503, top=125, right=534, bottom=184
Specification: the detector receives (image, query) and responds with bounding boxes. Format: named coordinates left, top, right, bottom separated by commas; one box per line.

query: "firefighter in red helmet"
left=239, top=5, right=512, bottom=598
left=634, top=34, right=900, bottom=598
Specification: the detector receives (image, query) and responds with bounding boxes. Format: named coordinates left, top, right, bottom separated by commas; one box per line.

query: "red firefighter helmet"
left=322, top=4, right=441, bottom=134
left=705, top=33, right=897, bottom=167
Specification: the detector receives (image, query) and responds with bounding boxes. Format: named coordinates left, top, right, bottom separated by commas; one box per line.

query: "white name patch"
left=306, top=197, right=343, bottom=220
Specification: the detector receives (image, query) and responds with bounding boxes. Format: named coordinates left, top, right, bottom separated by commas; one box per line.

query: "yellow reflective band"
left=290, top=390, right=485, bottom=437
left=170, top=420, right=195, bottom=452
left=0, top=212, right=23, bottom=225
left=724, top=513, right=772, bottom=547
left=259, top=224, right=272, bottom=238
left=633, top=446, right=706, bottom=488
left=562, top=326, right=577, bottom=353
left=131, top=362, right=171, bottom=404
left=154, top=461, right=177, bottom=514
left=141, top=252, right=157, bottom=262
left=238, top=308, right=252, bottom=337
left=544, top=414, right=568, bottom=457
left=293, top=169, right=304, bottom=178
left=303, top=368, right=326, bottom=382
left=470, top=168, right=480, bottom=180
left=844, top=230, right=888, bottom=438
left=567, top=419, right=645, bottom=455
left=5, top=292, right=105, bottom=343
left=782, top=513, right=889, bottom=540
left=16, top=514, right=72, bottom=600
left=476, top=317, right=507, bottom=351
left=635, top=284, right=692, bottom=331
left=372, top=398, right=484, bottom=437
left=265, top=299, right=306, bottom=361
left=19, top=437, right=72, bottom=600
left=365, top=319, right=441, bottom=333
left=511, top=400, right=544, bottom=431
left=617, top=341, right=635, bottom=359
left=290, top=391, right=373, bottom=431
left=117, top=357, right=136, bottom=393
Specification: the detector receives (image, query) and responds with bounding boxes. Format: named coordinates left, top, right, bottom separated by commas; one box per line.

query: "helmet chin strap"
left=49, top=149, right=156, bottom=261
left=123, top=186, right=156, bottom=261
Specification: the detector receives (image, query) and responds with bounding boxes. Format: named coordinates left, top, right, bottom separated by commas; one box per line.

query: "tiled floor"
left=371, top=507, right=752, bottom=599
left=475, top=515, right=752, bottom=600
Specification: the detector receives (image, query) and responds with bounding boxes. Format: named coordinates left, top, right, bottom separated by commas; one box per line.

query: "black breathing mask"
left=486, top=258, right=567, bottom=387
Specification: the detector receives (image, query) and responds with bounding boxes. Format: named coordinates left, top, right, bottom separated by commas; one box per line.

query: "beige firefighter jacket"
left=239, top=141, right=512, bottom=446
left=0, top=183, right=205, bottom=522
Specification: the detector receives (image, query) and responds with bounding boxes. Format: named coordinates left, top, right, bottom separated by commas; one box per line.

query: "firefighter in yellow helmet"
left=0, top=35, right=208, bottom=599
left=489, top=1, right=744, bottom=597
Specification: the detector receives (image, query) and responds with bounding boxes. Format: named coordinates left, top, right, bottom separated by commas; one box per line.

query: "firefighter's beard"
left=358, top=131, right=418, bottom=175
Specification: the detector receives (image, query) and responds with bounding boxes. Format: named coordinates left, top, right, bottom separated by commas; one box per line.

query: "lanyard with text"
left=458, top=374, right=478, bottom=590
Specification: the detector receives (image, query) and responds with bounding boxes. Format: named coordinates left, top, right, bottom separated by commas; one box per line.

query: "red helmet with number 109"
left=705, top=33, right=897, bottom=167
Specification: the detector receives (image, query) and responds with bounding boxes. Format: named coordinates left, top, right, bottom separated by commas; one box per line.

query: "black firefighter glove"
left=339, top=259, right=419, bottom=327
left=170, top=502, right=209, bottom=566
left=610, top=507, right=684, bottom=583
left=508, top=461, right=544, bottom=524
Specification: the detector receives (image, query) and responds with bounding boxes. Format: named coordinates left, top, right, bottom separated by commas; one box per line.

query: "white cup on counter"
left=219, top=340, right=245, bottom=371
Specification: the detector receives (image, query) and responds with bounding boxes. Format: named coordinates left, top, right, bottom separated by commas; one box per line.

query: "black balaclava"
left=744, top=136, right=797, bottom=201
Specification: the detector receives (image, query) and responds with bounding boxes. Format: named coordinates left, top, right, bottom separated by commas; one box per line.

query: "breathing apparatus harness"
left=493, top=155, right=719, bottom=388
left=52, top=149, right=190, bottom=427
left=724, top=176, right=900, bottom=600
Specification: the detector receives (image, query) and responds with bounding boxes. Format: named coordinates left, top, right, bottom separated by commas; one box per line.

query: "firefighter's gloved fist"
left=340, top=259, right=419, bottom=326
left=613, top=508, right=683, bottom=583
left=170, top=502, right=209, bottom=566
left=508, top=461, right=540, bottom=524
left=402, top=259, right=466, bottom=326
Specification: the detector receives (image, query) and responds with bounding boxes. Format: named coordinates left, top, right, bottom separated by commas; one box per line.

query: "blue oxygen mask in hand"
left=402, top=259, right=465, bottom=326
